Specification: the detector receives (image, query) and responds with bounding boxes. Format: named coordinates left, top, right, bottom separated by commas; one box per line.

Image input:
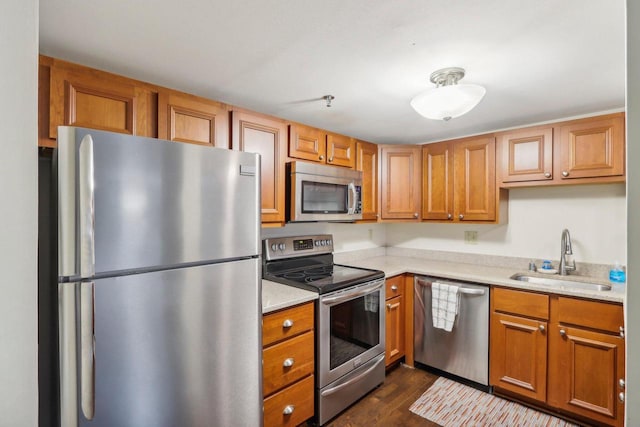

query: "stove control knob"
left=327, top=239, right=332, bottom=246
left=278, top=243, right=286, bottom=251
left=320, top=240, right=325, bottom=246
left=315, top=240, right=320, bottom=247
left=270, top=244, right=278, bottom=251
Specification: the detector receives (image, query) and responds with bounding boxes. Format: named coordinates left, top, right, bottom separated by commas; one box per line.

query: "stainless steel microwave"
left=287, top=161, right=363, bottom=222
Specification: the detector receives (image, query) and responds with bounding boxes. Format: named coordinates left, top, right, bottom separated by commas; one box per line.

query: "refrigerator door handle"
left=79, top=134, right=96, bottom=278
left=80, top=281, right=96, bottom=420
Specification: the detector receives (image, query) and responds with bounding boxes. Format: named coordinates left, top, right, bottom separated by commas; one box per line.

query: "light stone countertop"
left=341, top=255, right=625, bottom=304
left=262, top=279, right=318, bottom=314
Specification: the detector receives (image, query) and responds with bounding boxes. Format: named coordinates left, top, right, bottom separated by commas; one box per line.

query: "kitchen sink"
left=510, top=274, right=612, bottom=291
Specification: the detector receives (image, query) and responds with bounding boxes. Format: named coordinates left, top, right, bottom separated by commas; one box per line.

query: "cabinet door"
left=453, top=136, right=496, bottom=221
left=549, top=326, right=624, bottom=426
left=490, top=312, right=547, bottom=402
left=232, top=111, right=287, bottom=224
left=422, top=141, right=454, bottom=220
left=326, top=133, right=355, bottom=168
left=48, top=59, right=154, bottom=140
left=558, top=115, right=625, bottom=180
left=380, top=145, right=422, bottom=220
left=289, top=123, right=325, bottom=162
left=498, top=126, right=553, bottom=183
left=385, top=294, right=405, bottom=366
left=356, top=141, right=379, bottom=221
left=158, top=91, right=228, bottom=148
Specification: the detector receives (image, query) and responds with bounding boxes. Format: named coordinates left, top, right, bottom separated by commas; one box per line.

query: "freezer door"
left=59, top=258, right=262, bottom=427
left=57, top=126, right=260, bottom=278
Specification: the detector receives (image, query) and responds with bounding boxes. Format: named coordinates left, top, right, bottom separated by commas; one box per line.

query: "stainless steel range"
left=263, top=234, right=386, bottom=425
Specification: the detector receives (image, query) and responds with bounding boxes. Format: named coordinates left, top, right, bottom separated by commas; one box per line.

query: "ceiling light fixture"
left=410, top=67, right=486, bottom=121
left=323, top=95, right=335, bottom=107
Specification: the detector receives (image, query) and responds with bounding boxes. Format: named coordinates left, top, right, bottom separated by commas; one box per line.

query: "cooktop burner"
left=262, top=234, right=384, bottom=294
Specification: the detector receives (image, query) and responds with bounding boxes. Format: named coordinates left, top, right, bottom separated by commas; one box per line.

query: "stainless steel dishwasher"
left=414, top=275, right=489, bottom=386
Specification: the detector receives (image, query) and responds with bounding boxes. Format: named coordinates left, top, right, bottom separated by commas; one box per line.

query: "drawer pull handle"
left=283, top=405, right=295, bottom=415
left=282, top=319, right=294, bottom=328
left=538, top=325, right=545, bottom=333
left=559, top=329, right=567, bottom=337
left=283, top=358, right=294, bottom=368
left=391, top=285, right=398, bottom=291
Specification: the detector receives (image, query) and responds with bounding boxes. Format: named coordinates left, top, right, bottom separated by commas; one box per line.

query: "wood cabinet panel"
left=385, top=295, right=404, bottom=366
left=557, top=297, right=624, bottom=334
left=232, top=111, right=287, bottom=224
left=548, top=325, right=624, bottom=426
left=498, top=126, right=553, bottom=183
left=263, top=302, right=314, bottom=347
left=558, top=115, right=625, bottom=180
left=422, top=141, right=454, bottom=220
left=158, top=91, right=228, bottom=148
left=380, top=145, right=422, bottom=220
left=263, top=331, right=314, bottom=396
left=289, top=123, right=325, bottom=162
left=356, top=140, right=379, bottom=221
left=453, top=136, right=496, bottom=221
left=493, top=288, right=549, bottom=320
left=326, top=132, right=355, bottom=168
left=490, top=312, right=547, bottom=401
left=263, top=375, right=315, bottom=427
left=46, top=57, right=156, bottom=142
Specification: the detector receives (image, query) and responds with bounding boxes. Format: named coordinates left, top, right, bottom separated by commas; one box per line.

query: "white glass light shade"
left=410, top=84, right=486, bottom=121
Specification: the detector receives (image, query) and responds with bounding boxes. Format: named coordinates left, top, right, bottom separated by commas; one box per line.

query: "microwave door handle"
left=347, top=182, right=357, bottom=214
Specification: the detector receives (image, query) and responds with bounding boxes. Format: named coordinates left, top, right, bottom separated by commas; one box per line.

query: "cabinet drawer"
left=557, top=297, right=624, bottom=334
left=493, top=288, right=549, bottom=320
left=263, top=331, right=314, bottom=396
left=385, top=275, right=403, bottom=299
left=264, top=374, right=314, bottom=427
left=263, top=302, right=314, bottom=346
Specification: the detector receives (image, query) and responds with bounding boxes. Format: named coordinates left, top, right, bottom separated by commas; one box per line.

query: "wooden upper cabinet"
left=289, top=123, right=326, bottom=163
left=498, top=126, right=553, bottom=183
left=326, top=132, right=355, bottom=168
left=422, top=141, right=454, bottom=221
left=454, top=135, right=496, bottom=221
left=289, top=123, right=355, bottom=168
left=558, top=114, right=625, bottom=180
left=158, top=90, right=228, bottom=148
left=356, top=140, right=379, bottom=221
left=42, top=56, right=156, bottom=147
left=232, top=110, right=287, bottom=224
left=380, top=145, right=421, bottom=220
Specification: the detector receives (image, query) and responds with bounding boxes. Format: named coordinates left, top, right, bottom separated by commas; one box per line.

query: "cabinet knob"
left=459, top=214, right=464, bottom=220
left=544, top=172, right=551, bottom=178
left=328, top=156, right=333, bottom=162
left=282, top=319, right=294, bottom=328
left=620, top=326, right=625, bottom=338
left=619, top=392, right=625, bottom=403
left=619, top=379, right=626, bottom=389
left=386, top=303, right=392, bottom=309
left=559, top=329, right=567, bottom=337
left=447, top=213, right=452, bottom=220
left=283, top=358, right=294, bottom=368
left=283, top=405, right=295, bottom=415
left=413, top=212, right=418, bottom=218
left=391, top=285, right=398, bottom=291
left=319, top=155, right=324, bottom=161
left=562, top=170, right=569, bottom=177
left=539, top=325, right=545, bottom=332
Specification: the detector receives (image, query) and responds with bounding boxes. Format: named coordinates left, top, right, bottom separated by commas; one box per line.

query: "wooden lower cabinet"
left=385, top=275, right=406, bottom=367
left=490, top=288, right=625, bottom=427
left=263, top=302, right=315, bottom=427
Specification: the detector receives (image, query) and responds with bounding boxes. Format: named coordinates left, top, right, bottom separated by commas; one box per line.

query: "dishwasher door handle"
left=458, top=287, right=486, bottom=295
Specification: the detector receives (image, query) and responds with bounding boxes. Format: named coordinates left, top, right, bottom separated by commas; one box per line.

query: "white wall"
left=626, top=0, right=639, bottom=424
left=387, top=184, right=626, bottom=265
left=0, top=0, right=39, bottom=425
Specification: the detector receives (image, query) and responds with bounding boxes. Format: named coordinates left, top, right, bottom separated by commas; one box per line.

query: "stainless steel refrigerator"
left=54, top=126, right=262, bottom=427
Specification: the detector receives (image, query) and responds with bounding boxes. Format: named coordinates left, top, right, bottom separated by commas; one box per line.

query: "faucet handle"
left=528, top=262, right=537, bottom=272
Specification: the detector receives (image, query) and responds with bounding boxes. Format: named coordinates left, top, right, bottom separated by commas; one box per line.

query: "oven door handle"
left=320, top=355, right=385, bottom=397
left=321, top=280, right=384, bottom=306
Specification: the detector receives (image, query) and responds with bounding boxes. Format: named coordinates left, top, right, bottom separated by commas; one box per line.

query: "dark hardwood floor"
left=325, top=364, right=441, bottom=426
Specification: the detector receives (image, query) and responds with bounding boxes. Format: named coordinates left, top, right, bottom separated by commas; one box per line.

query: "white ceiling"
left=39, top=0, right=625, bottom=145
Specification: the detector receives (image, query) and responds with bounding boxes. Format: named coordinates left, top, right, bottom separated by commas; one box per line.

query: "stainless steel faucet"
left=559, top=229, right=576, bottom=275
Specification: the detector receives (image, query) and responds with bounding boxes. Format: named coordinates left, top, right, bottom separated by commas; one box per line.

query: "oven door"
left=317, top=278, right=385, bottom=388
left=289, top=163, right=363, bottom=222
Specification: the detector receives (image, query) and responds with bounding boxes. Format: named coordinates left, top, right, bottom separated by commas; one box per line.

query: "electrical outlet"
left=464, top=230, right=478, bottom=244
